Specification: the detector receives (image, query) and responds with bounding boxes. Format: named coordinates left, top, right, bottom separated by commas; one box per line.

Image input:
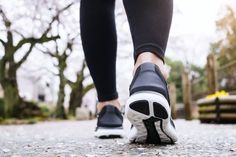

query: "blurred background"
left=0, top=0, right=236, bottom=123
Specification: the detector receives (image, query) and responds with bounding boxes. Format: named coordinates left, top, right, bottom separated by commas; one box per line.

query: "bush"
left=0, top=98, right=4, bottom=118
left=39, top=105, right=51, bottom=118
left=13, top=101, right=43, bottom=119
left=0, top=99, right=51, bottom=120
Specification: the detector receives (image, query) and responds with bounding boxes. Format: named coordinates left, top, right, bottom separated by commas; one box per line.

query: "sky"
left=167, top=0, right=236, bottom=66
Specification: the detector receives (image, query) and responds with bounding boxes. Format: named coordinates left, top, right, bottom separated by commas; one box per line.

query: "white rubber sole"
left=94, top=127, right=125, bottom=138
left=125, top=91, right=178, bottom=144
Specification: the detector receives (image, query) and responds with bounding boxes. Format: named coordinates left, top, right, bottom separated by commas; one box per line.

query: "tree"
left=35, top=1, right=95, bottom=118
left=68, top=61, right=94, bottom=116
left=166, top=57, right=207, bottom=102
left=165, top=57, right=185, bottom=102
left=0, top=6, right=63, bottom=117
left=39, top=39, right=74, bottom=119
left=210, top=7, right=236, bottom=91
left=213, top=7, right=236, bottom=66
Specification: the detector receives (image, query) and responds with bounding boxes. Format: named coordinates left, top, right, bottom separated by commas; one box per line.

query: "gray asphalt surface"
left=0, top=119, right=236, bottom=157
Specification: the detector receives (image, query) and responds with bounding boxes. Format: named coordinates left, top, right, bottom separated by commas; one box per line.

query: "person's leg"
left=123, top=0, right=173, bottom=74
left=80, top=0, right=124, bottom=138
left=134, top=52, right=168, bottom=79
left=80, top=0, right=120, bottom=111
left=123, top=0, right=178, bottom=144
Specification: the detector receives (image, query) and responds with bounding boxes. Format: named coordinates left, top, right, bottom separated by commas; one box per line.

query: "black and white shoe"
left=95, top=105, right=125, bottom=138
left=125, top=62, right=178, bottom=144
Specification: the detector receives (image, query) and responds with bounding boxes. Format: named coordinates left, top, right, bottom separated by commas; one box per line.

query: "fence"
left=205, top=53, right=236, bottom=94
left=182, top=53, right=236, bottom=121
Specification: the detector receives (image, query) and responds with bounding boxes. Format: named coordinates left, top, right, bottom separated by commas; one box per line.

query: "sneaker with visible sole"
left=125, top=62, right=178, bottom=144
left=95, top=105, right=125, bottom=138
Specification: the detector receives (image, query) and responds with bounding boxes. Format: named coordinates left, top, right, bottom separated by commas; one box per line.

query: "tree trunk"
left=55, top=75, right=67, bottom=119
left=207, top=54, right=218, bottom=94
left=1, top=56, right=22, bottom=117
left=169, top=83, right=177, bottom=119
left=68, top=83, right=83, bottom=116
left=182, top=71, right=192, bottom=120
left=2, top=81, right=21, bottom=118
left=54, top=60, right=67, bottom=119
left=55, top=89, right=67, bottom=119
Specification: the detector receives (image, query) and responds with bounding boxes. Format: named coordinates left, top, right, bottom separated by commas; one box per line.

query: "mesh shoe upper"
left=129, top=62, right=170, bottom=104
left=97, top=105, right=123, bottom=128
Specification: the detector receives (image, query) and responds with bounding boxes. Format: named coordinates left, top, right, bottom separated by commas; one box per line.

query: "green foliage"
left=0, top=98, right=4, bottom=118
left=211, top=7, right=236, bottom=66
left=190, top=64, right=208, bottom=100
left=210, top=6, right=236, bottom=91
left=39, top=105, right=51, bottom=118
left=0, top=102, right=53, bottom=125
left=165, top=57, right=185, bottom=102
left=165, top=57, right=207, bottom=102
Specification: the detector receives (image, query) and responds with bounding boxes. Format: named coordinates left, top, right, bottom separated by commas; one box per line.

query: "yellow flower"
left=206, top=90, right=229, bottom=99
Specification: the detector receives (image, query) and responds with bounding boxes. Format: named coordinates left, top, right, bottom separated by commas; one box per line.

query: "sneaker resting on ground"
left=95, top=105, right=125, bottom=138
left=125, top=62, right=178, bottom=144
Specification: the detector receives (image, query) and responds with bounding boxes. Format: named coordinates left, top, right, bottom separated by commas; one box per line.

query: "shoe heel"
left=125, top=91, right=170, bottom=118
left=125, top=91, right=178, bottom=144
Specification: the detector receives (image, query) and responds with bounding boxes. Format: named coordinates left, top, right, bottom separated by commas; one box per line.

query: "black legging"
left=80, top=0, right=173, bottom=102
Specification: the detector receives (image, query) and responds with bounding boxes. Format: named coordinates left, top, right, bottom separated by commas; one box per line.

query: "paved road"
left=0, top=119, right=236, bottom=157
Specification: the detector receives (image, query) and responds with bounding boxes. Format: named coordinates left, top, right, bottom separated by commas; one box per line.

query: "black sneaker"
left=95, top=105, right=125, bottom=138
left=125, top=62, right=178, bottom=144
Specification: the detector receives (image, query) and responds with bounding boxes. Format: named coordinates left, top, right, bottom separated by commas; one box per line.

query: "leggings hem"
left=134, top=43, right=165, bottom=63
left=98, top=92, right=118, bottom=102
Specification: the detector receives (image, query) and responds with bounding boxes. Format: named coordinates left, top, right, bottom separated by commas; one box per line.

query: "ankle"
left=134, top=52, right=168, bottom=80
left=97, top=99, right=121, bottom=112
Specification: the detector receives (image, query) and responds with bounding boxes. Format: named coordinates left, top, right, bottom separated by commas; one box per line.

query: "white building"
left=17, top=67, right=56, bottom=104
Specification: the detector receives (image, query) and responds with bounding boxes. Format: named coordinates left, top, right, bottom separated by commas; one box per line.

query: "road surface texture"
left=0, top=119, right=236, bottom=157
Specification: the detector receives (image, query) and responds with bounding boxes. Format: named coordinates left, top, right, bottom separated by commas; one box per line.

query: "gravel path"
left=0, top=119, right=236, bottom=157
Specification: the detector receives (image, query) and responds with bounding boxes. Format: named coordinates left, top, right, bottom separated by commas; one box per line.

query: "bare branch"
left=12, top=29, right=25, bottom=39
left=84, top=74, right=91, bottom=80
left=55, top=40, right=60, bottom=56
left=16, top=43, right=35, bottom=68
left=74, top=60, right=86, bottom=82
left=14, top=3, right=74, bottom=51
left=0, top=39, right=6, bottom=47
left=66, top=79, right=75, bottom=87
left=14, top=35, right=59, bottom=51
left=58, top=2, right=74, bottom=15
left=0, top=8, right=11, bottom=28
left=35, top=46, right=56, bottom=57
left=43, top=2, right=74, bottom=36
left=64, top=41, right=73, bottom=57
left=69, top=33, right=80, bottom=47
left=81, top=60, right=86, bottom=71
left=82, top=84, right=95, bottom=97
